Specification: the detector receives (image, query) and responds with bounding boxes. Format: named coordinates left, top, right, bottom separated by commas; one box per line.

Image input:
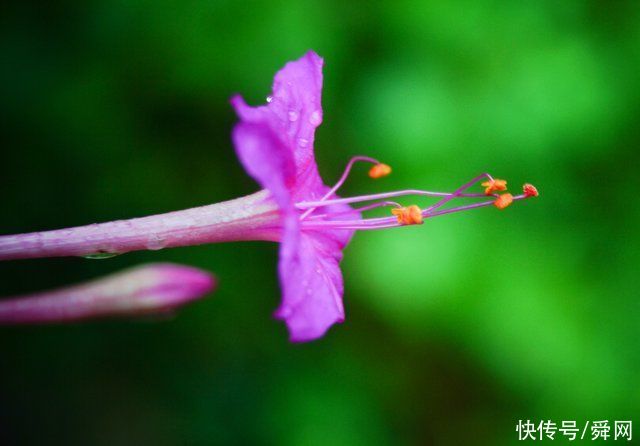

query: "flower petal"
left=232, top=121, right=296, bottom=212
left=231, top=50, right=325, bottom=201
left=231, top=121, right=302, bottom=278
left=275, top=232, right=347, bottom=342
left=231, top=51, right=359, bottom=342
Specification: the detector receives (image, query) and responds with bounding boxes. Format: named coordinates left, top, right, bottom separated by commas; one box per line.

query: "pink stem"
left=0, top=263, right=215, bottom=324
left=0, top=190, right=281, bottom=261
left=300, top=156, right=379, bottom=220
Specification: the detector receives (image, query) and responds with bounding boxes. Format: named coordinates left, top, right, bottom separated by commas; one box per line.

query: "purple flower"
left=0, top=50, right=538, bottom=341
left=230, top=52, right=360, bottom=341
left=0, top=263, right=215, bottom=324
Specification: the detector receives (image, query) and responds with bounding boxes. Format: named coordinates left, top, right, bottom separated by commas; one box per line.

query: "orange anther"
left=368, top=163, right=392, bottom=179
left=391, top=205, right=423, bottom=225
left=523, top=183, right=539, bottom=197
left=481, top=178, right=507, bottom=195
left=494, top=193, right=513, bottom=210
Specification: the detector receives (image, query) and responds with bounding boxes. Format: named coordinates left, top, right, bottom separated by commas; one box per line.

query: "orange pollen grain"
left=368, top=163, right=392, bottom=179
left=494, top=193, right=513, bottom=210
left=523, top=183, right=539, bottom=197
left=391, top=205, right=423, bottom=225
left=481, top=178, right=507, bottom=195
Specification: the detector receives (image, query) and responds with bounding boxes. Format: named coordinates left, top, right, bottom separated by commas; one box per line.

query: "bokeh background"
left=1, top=1, right=639, bottom=444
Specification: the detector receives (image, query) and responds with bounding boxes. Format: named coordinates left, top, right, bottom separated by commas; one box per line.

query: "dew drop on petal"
left=309, top=110, right=322, bottom=126
left=266, top=96, right=273, bottom=103
left=288, top=110, right=299, bottom=122
left=297, top=138, right=309, bottom=148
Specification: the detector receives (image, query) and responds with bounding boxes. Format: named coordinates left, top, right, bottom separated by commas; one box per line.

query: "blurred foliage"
left=1, top=0, right=639, bottom=444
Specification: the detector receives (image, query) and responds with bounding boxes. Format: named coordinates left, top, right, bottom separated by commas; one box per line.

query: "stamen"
left=299, top=155, right=380, bottom=220
left=424, top=172, right=495, bottom=213
left=297, top=173, right=534, bottom=232
left=425, top=193, right=528, bottom=218
left=368, top=163, right=392, bottom=179
left=300, top=193, right=532, bottom=231
left=296, top=189, right=487, bottom=210
left=481, top=178, right=507, bottom=195
left=306, top=201, right=402, bottom=221
left=391, top=205, right=423, bottom=225
left=494, top=193, right=513, bottom=209
left=523, top=183, right=539, bottom=197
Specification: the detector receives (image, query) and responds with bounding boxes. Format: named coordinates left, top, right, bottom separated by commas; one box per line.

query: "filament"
left=299, top=156, right=379, bottom=220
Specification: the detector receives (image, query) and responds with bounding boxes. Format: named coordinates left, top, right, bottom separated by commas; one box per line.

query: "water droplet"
left=316, top=268, right=322, bottom=274
left=297, top=138, right=309, bottom=148
left=266, top=95, right=273, bottom=103
left=309, top=110, right=322, bottom=126
left=146, top=234, right=167, bottom=251
left=306, top=288, right=313, bottom=296
left=82, top=251, right=120, bottom=260
left=288, top=110, right=299, bottom=122
left=279, top=306, right=292, bottom=317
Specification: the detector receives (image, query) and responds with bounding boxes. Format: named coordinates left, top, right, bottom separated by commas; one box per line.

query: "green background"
left=1, top=1, right=638, bottom=444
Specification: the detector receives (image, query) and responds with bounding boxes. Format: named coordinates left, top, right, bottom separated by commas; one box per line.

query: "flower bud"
left=0, top=263, right=216, bottom=324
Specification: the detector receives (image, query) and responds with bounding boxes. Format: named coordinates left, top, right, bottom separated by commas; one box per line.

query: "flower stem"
left=0, top=191, right=281, bottom=261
